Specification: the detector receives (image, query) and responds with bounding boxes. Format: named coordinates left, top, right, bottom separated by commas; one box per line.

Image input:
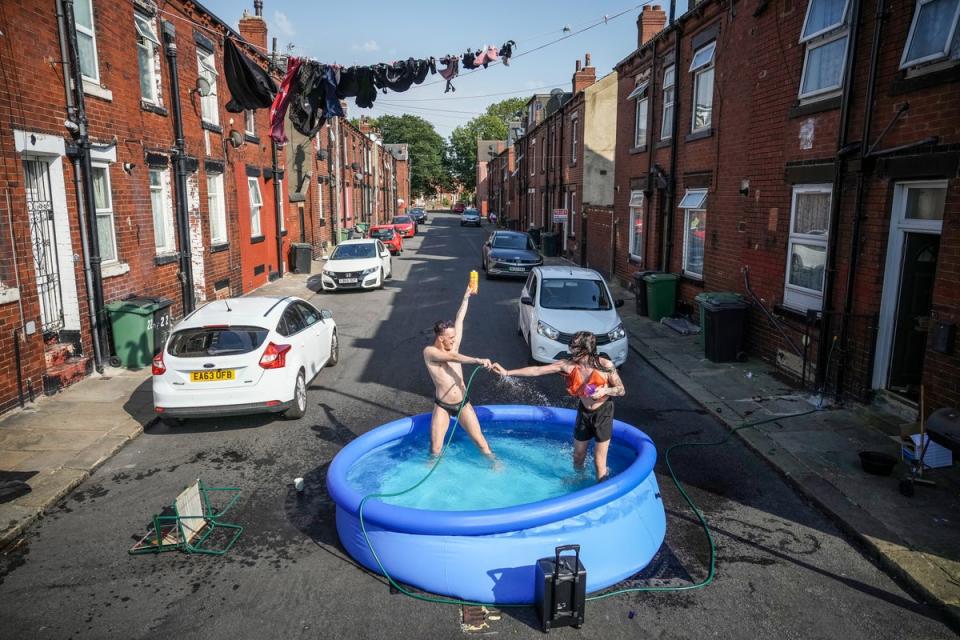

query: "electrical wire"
left=356, top=365, right=822, bottom=607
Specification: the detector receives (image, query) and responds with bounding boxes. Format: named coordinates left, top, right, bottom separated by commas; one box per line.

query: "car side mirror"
left=615, top=299, right=625, bottom=308
left=320, top=309, right=333, bottom=320
left=520, top=295, right=533, bottom=306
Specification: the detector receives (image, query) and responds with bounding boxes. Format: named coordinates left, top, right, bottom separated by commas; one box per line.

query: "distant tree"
left=446, top=97, right=526, bottom=190
left=373, top=114, right=450, bottom=198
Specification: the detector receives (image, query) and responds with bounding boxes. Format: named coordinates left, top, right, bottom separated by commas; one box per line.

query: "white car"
left=518, top=266, right=628, bottom=367
left=460, top=208, right=481, bottom=227
left=152, top=296, right=338, bottom=422
left=320, top=239, right=393, bottom=291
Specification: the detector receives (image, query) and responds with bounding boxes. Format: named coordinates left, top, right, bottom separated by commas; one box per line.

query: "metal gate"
left=23, top=158, right=65, bottom=333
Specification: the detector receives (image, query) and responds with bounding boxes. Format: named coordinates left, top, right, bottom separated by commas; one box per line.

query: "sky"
left=201, top=0, right=688, bottom=139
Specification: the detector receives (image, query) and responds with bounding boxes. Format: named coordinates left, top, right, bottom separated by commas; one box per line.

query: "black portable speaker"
left=534, top=544, right=586, bottom=632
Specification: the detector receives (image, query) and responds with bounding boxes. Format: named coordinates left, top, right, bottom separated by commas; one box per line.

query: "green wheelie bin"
left=105, top=297, right=173, bottom=369
left=643, top=273, right=679, bottom=322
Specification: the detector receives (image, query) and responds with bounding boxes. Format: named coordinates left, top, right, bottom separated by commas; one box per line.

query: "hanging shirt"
left=474, top=45, right=499, bottom=68
left=288, top=62, right=344, bottom=138
left=223, top=38, right=278, bottom=113
left=438, top=56, right=459, bottom=93
left=270, top=57, right=304, bottom=144
left=498, top=40, right=516, bottom=66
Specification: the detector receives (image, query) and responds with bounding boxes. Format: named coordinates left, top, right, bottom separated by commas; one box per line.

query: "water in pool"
left=346, top=421, right=637, bottom=511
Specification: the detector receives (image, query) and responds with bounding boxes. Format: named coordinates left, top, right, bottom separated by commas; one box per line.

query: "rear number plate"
left=190, top=369, right=235, bottom=382
left=339, top=278, right=358, bottom=284
left=508, top=266, right=526, bottom=272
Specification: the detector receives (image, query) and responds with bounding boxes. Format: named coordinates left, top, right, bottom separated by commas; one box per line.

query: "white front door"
left=873, top=180, right=946, bottom=397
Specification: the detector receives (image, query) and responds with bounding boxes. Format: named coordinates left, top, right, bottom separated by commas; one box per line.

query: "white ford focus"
left=320, top=239, right=393, bottom=291
left=152, top=296, right=338, bottom=423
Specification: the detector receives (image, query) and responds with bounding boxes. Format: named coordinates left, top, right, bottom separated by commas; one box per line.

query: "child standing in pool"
left=493, top=331, right=625, bottom=481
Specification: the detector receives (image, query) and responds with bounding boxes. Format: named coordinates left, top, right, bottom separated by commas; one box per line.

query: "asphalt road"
left=0, top=213, right=954, bottom=639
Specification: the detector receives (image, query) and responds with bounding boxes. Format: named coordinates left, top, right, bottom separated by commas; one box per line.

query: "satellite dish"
left=228, top=130, right=244, bottom=148
left=549, top=88, right=564, bottom=97
left=195, top=76, right=213, bottom=97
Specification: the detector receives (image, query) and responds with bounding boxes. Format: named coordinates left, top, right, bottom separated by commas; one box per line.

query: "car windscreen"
left=330, top=243, right=377, bottom=259
left=539, top=279, right=612, bottom=310
left=464, top=209, right=479, bottom=215
left=392, top=217, right=412, bottom=224
left=492, top=235, right=532, bottom=250
left=168, top=326, right=268, bottom=357
left=370, top=229, right=395, bottom=239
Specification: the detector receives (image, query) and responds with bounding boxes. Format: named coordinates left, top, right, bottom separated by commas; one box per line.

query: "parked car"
left=460, top=208, right=481, bottom=227
left=409, top=208, right=428, bottom=224
left=482, top=230, right=543, bottom=278
left=369, top=225, right=403, bottom=255
left=320, top=239, right=393, bottom=291
left=391, top=215, right=417, bottom=238
left=517, top=266, right=627, bottom=367
left=452, top=202, right=466, bottom=213
left=152, top=296, right=338, bottom=422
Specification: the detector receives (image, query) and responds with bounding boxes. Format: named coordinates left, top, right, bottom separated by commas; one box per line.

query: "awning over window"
left=626, top=81, right=649, bottom=100
left=678, top=188, right=708, bottom=209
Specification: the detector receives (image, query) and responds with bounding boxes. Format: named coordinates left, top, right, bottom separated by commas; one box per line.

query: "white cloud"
left=271, top=11, right=295, bottom=39
left=352, top=40, right=380, bottom=52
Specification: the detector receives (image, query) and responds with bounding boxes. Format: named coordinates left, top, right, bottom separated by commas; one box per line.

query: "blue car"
left=481, top=230, right=543, bottom=278
left=409, top=208, right=428, bottom=224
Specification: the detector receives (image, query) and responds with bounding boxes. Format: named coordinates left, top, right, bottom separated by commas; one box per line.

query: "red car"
left=452, top=203, right=466, bottom=213
left=391, top=215, right=417, bottom=238
left=369, top=225, right=403, bottom=255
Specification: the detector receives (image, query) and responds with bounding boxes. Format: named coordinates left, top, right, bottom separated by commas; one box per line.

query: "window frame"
left=196, top=46, right=220, bottom=126
left=245, top=109, right=256, bottom=136
left=798, top=28, right=850, bottom=99
left=681, top=207, right=707, bottom=280
left=135, top=10, right=161, bottom=105
left=149, top=168, right=176, bottom=254
left=690, top=42, right=716, bottom=133
left=91, top=163, right=118, bottom=264
left=631, top=81, right=649, bottom=148
left=660, top=64, right=675, bottom=140
left=206, top=172, right=227, bottom=245
left=248, top=177, right=263, bottom=238
left=899, top=0, right=960, bottom=69
left=628, top=190, right=645, bottom=263
left=74, top=0, right=100, bottom=83
left=278, top=177, right=285, bottom=232
left=570, top=117, right=579, bottom=164
left=783, top=184, right=833, bottom=312
left=799, top=0, right=851, bottom=42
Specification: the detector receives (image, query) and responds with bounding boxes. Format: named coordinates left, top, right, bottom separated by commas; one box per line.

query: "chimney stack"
left=572, top=53, right=596, bottom=95
left=239, top=2, right=268, bottom=51
left=637, top=5, right=667, bottom=48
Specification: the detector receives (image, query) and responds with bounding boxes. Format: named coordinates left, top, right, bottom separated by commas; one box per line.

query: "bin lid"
left=105, top=296, right=173, bottom=315
left=643, top=273, right=679, bottom=283
left=634, top=270, right=661, bottom=280
left=292, top=242, right=312, bottom=249
left=696, top=291, right=748, bottom=310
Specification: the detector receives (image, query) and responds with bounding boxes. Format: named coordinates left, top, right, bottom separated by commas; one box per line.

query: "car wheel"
left=327, top=331, right=339, bottom=367
left=286, top=370, right=307, bottom=419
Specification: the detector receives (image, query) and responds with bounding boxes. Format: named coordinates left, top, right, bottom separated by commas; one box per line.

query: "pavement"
left=1, top=251, right=958, bottom=631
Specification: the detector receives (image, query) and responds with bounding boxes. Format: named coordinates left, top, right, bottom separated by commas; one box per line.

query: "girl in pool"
left=493, top=331, right=625, bottom=481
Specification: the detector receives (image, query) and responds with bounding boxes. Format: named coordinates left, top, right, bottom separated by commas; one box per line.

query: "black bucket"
left=859, top=451, right=897, bottom=476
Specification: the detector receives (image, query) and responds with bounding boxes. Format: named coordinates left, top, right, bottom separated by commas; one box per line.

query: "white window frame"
left=278, top=177, right=286, bottom=232
left=197, top=46, right=219, bottom=126
left=682, top=208, right=707, bottom=280
left=660, top=65, right=675, bottom=140
left=248, top=177, right=263, bottom=238
left=318, top=177, right=325, bottom=220
left=206, top=172, right=227, bottom=245
left=74, top=0, right=100, bottom=83
left=135, top=11, right=161, bottom=105
left=628, top=190, right=645, bottom=262
left=570, top=118, right=579, bottom=164
left=149, top=168, right=176, bottom=254
left=530, top=138, right=536, bottom=176
left=798, top=1, right=851, bottom=100
left=690, top=42, right=716, bottom=133
left=245, top=110, right=256, bottom=136
left=899, top=0, right=960, bottom=69
left=783, top=184, right=832, bottom=311
left=632, top=81, right=649, bottom=148
left=91, top=163, right=118, bottom=264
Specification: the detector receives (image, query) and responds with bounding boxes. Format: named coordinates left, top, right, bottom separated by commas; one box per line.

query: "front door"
left=23, top=158, right=65, bottom=333
left=888, top=233, right=939, bottom=398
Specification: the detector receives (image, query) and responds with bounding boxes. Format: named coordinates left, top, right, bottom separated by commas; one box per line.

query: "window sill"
left=788, top=95, right=841, bottom=118
left=101, top=262, right=130, bottom=279
left=154, top=253, right=178, bottom=266
left=201, top=121, right=223, bottom=134
left=250, top=235, right=265, bottom=244
left=656, top=138, right=672, bottom=149
left=141, top=102, right=168, bottom=116
left=628, top=255, right=644, bottom=265
left=0, top=287, right=20, bottom=305
left=210, top=242, right=229, bottom=254
left=82, top=79, right=113, bottom=101
left=685, top=128, right=713, bottom=143
left=244, top=134, right=260, bottom=144
left=629, top=145, right=648, bottom=155
left=773, top=303, right=818, bottom=323
left=891, top=62, right=960, bottom=95
left=281, top=229, right=288, bottom=237
left=680, top=273, right=705, bottom=286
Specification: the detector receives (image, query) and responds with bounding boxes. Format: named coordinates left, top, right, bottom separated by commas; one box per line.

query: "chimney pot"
left=585, top=53, right=591, bottom=67
left=576, top=60, right=581, bottom=71
left=637, top=5, right=667, bottom=48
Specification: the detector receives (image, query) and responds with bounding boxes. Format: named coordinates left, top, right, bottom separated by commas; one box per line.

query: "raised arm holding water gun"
left=422, top=272, right=500, bottom=457
left=492, top=331, right=625, bottom=481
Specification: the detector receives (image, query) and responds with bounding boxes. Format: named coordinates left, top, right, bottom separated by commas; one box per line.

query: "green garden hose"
left=356, top=365, right=820, bottom=606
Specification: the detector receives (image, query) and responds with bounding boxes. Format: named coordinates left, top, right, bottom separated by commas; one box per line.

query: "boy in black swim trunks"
left=423, top=286, right=498, bottom=457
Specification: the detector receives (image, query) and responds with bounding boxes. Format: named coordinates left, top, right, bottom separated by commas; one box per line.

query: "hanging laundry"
left=438, top=55, right=459, bottom=93
left=223, top=38, right=278, bottom=112
left=270, top=57, right=304, bottom=144
left=462, top=50, right=479, bottom=70
left=498, top=40, right=516, bottom=66
left=474, top=45, right=499, bottom=69
left=288, top=61, right=345, bottom=138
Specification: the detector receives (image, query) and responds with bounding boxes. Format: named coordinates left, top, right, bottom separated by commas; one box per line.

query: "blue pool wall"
left=327, top=405, right=667, bottom=604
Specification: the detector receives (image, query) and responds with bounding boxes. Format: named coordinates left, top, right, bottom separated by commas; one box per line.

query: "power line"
left=375, top=81, right=571, bottom=103
left=377, top=101, right=486, bottom=115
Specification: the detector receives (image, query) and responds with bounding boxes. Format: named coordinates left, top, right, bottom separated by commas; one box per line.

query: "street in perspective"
left=0, top=1, right=958, bottom=638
